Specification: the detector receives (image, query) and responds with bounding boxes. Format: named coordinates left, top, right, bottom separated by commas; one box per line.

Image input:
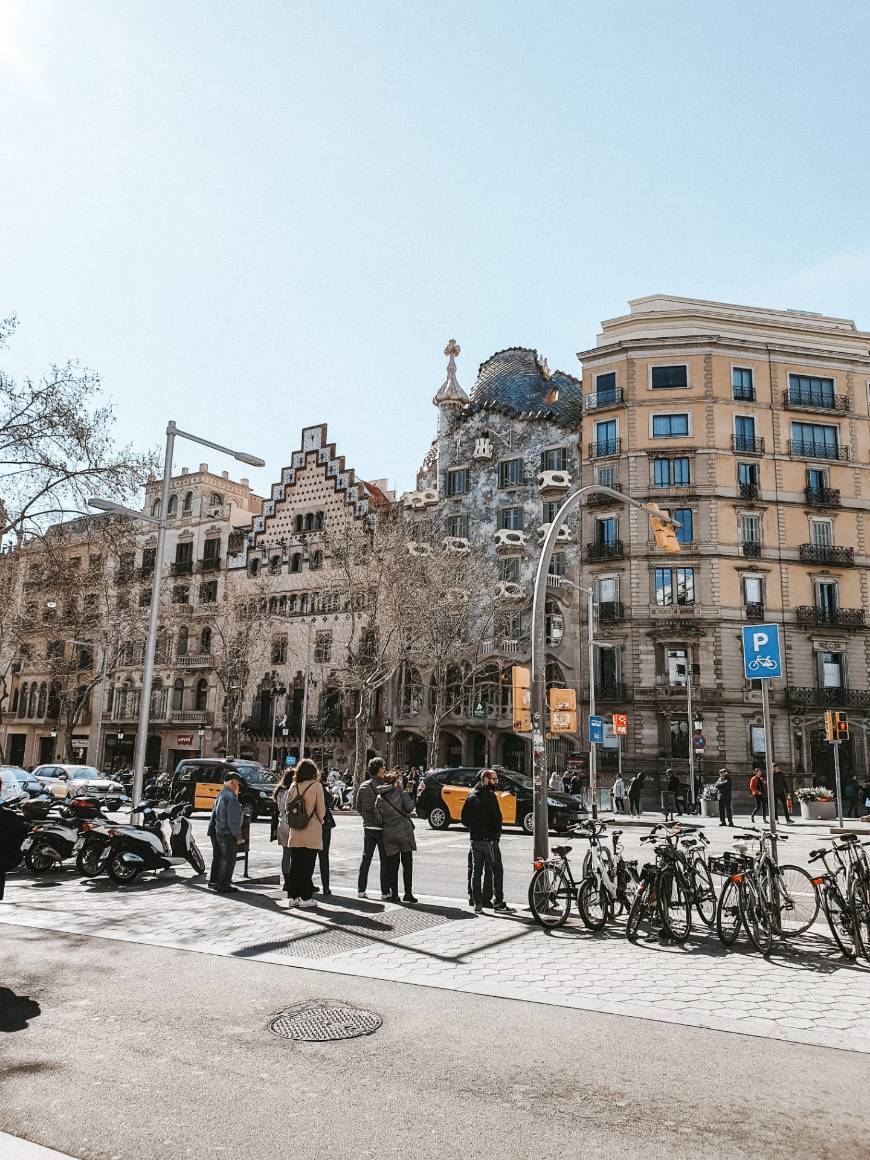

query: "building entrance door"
left=810, top=726, right=854, bottom=789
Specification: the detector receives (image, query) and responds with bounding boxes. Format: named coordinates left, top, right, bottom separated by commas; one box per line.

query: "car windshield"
left=69, top=767, right=102, bottom=780
left=499, top=770, right=532, bottom=790
left=232, top=762, right=276, bottom=784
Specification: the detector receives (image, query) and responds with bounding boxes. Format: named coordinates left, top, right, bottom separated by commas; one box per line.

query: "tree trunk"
left=353, top=685, right=372, bottom=792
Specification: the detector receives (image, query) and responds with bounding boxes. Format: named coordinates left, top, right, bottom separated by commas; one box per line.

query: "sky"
left=2, top=0, right=870, bottom=500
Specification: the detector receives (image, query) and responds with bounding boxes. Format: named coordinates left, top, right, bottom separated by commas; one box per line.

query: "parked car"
left=169, top=758, right=278, bottom=821
left=32, top=765, right=125, bottom=800
left=415, top=765, right=586, bottom=834
left=0, top=767, right=55, bottom=819
left=0, top=766, right=28, bottom=804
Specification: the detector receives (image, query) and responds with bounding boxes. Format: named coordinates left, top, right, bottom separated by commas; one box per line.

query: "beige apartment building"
left=576, top=294, right=870, bottom=790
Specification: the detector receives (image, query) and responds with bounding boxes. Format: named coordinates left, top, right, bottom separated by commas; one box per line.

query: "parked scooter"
left=20, top=796, right=126, bottom=873
left=82, top=801, right=205, bottom=885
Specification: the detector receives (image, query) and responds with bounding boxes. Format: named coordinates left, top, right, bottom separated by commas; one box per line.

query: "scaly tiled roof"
left=467, top=347, right=581, bottom=427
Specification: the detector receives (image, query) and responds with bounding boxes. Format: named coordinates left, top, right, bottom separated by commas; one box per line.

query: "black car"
left=169, top=758, right=278, bottom=821
left=415, top=765, right=585, bottom=834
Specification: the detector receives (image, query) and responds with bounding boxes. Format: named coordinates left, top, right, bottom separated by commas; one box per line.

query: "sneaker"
left=297, top=898, right=317, bottom=909
left=357, top=890, right=368, bottom=898
left=402, top=894, right=418, bottom=904
left=474, top=904, right=483, bottom=914
left=468, top=895, right=474, bottom=907
left=287, top=897, right=301, bottom=907
left=380, top=892, right=392, bottom=901
left=493, top=902, right=514, bottom=913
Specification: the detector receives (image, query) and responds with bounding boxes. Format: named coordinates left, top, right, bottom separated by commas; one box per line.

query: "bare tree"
left=0, top=314, right=157, bottom=543
left=0, top=549, right=27, bottom=761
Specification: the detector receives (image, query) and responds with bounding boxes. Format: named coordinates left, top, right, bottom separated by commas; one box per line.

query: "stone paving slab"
left=2, top=866, right=869, bottom=1055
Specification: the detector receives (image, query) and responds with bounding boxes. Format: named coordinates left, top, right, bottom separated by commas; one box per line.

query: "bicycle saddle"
left=552, top=845, right=572, bottom=857
left=840, top=834, right=858, bottom=843
left=809, top=849, right=826, bottom=860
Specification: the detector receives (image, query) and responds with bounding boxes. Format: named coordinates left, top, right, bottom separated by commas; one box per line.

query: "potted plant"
left=700, top=783, right=719, bottom=818
left=795, top=786, right=836, bottom=821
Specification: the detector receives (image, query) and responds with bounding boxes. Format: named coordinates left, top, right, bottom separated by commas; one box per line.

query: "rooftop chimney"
left=199, top=463, right=208, bottom=473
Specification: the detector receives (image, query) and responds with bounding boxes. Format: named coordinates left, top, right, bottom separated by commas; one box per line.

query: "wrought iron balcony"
left=783, top=388, right=849, bottom=413
left=585, top=489, right=621, bottom=506
left=588, top=438, right=621, bottom=458
left=732, top=385, right=756, bottom=402
left=584, top=388, right=624, bottom=411
left=596, top=681, right=626, bottom=702
left=586, top=540, right=624, bottom=562
left=170, top=709, right=211, bottom=725
left=789, top=440, right=850, bottom=461
left=794, top=606, right=865, bottom=628
left=176, top=653, right=214, bottom=668
left=742, top=541, right=762, bottom=559
left=598, top=601, right=625, bottom=623
left=785, top=687, right=870, bottom=709
left=198, top=557, right=222, bottom=572
left=170, top=559, right=193, bottom=575
left=744, top=602, right=765, bottom=620
left=738, top=482, right=759, bottom=500
left=732, top=435, right=765, bottom=455
left=804, top=486, right=840, bottom=507
left=798, top=544, right=854, bottom=566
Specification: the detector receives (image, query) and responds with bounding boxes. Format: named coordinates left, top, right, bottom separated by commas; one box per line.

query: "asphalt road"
left=2, top=923, right=868, bottom=1160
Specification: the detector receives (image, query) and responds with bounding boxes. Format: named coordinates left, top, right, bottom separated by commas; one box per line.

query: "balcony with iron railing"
left=597, top=601, right=625, bottom=623
left=742, top=541, right=762, bottom=559
left=137, top=564, right=155, bottom=580
left=170, top=559, right=193, bottom=575
left=738, top=482, right=759, bottom=501
left=732, top=385, right=756, bottom=402
left=732, top=434, right=765, bottom=455
left=586, top=540, right=625, bottom=562
left=584, top=388, right=624, bottom=412
left=170, top=709, right=212, bottom=725
left=176, top=653, right=214, bottom=668
left=783, top=387, right=849, bottom=413
left=585, top=489, right=621, bottom=506
left=804, top=486, right=841, bottom=507
left=789, top=440, right=850, bottom=462
left=744, top=602, right=765, bottom=620
left=588, top=438, right=621, bottom=459
left=481, top=638, right=526, bottom=657
left=785, top=687, right=870, bottom=709
left=198, top=557, right=222, bottom=572
left=794, top=606, right=865, bottom=628
left=798, top=544, right=854, bottom=566
left=595, top=681, right=627, bottom=702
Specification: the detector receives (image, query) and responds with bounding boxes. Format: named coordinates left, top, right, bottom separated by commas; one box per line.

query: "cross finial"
left=433, top=338, right=468, bottom=407
left=444, top=339, right=460, bottom=360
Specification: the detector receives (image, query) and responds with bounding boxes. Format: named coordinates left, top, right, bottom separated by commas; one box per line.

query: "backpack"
left=283, top=783, right=313, bottom=830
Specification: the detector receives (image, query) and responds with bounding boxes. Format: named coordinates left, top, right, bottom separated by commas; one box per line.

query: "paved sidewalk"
left=2, top=861, right=869, bottom=1055
left=0, top=1132, right=77, bottom=1159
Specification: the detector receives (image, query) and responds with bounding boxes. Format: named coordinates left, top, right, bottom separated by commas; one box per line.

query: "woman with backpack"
left=374, top=769, right=417, bottom=904
left=274, top=758, right=325, bottom=910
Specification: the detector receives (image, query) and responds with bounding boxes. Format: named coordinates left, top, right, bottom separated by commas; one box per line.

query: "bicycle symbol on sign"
left=747, top=655, right=778, bottom=672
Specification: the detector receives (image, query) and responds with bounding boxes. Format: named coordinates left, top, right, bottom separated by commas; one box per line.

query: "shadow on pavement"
left=0, top=988, right=41, bottom=1032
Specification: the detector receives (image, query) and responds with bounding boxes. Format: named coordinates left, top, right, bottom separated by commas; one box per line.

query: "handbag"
left=285, top=783, right=314, bottom=830
left=379, top=789, right=415, bottom=829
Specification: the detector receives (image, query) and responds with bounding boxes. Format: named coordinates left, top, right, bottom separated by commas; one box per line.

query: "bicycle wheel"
left=658, top=867, right=691, bottom=942
left=740, top=877, right=773, bottom=955
left=626, top=881, right=656, bottom=943
left=691, top=856, right=717, bottom=928
left=822, top=885, right=858, bottom=960
left=577, top=875, right=609, bottom=931
left=528, top=865, right=572, bottom=928
left=848, top=876, right=870, bottom=965
left=582, top=845, right=613, bottom=881
left=716, top=878, right=742, bottom=945
left=774, top=864, right=820, bottom=935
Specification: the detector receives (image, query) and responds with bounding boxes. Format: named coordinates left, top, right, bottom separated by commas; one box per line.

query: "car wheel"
left=521, top=811, right=534, bottom=835
left=427, top=805, right=450, bottom=830
left=241, top=800, right=254, bottom=821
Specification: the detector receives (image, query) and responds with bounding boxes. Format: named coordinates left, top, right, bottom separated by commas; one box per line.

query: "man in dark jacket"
left=715, top=768, right=734, bottom=827
left=461, top=769, right=513, bottom=914
left=208, top=774, right=243, bottom=893
left=772, top=765, right=793, bottom=824
left=356, top=757, right=389, bottom=899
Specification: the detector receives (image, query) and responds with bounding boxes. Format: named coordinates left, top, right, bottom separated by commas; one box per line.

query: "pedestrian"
left=749, top=767, right=767, bottom=822
left=461, top=768, right=513, bottom=915
left=862, top=781, right=870, bottom=815
left=318, top=774, right=336, bottom=894
left=0, top=775, right=30, bottom=901
left=612, top=774, right=626, bottom=813
left=275, top=758, right=325, bottom=909
left=627, top=771, right=645, bottom=816
left=772, top=765, right=793, bottom=824
left=207, top=773, right=243, bottom=893
left=356, top=756, right=390, bottom=900
left=570, top=772, right=583, bottom=798
left=661, top=768, right=677, bottom=822
left=844, top=777, right=859, bottom=819
left=715, top=768, right=734, bottom=827
left=375, top=769, right=417, bottom=903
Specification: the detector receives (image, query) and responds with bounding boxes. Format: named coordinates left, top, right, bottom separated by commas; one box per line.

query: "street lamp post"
left=197, top=726, right=205, bottom=758
left=384, top=718, right=393, bottom=768
left=89, top=420, right=263, bottom=812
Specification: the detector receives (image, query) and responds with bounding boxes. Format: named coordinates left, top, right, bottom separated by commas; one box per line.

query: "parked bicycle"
left=625, top=824, right=695, bottom=943
left=574, top=820, right=640, bottom=931
left=675, top=828, right=717, bottom=928
left=529, top=841, right=581, bottom=928
left=809, top=835, right=870, bottom=962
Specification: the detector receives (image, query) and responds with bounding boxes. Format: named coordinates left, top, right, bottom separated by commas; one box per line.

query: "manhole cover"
left=269, top=1001, right=382, bottom=1042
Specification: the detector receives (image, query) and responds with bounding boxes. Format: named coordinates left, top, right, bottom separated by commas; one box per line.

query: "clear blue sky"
left=2, top=1, right=869, bottom=498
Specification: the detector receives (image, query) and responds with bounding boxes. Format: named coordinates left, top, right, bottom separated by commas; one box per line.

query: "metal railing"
left=798, top=544, right=854, bottom=566
left=588, top=438, right=621, bottom=458
left=783, top=388, right=849, bottom=413
left=732, top=385, right=756, bottom=402
left=785, top=687, right=870, bottom=708
left=170, top=559, right=193, bottom=575
left=198, top=557, right=222, bottom=572
left=742, top=541, right=762, bottom=558
left=597, top=601, right=625, bottom=623
left=731, top=434, right=765, bottom=454
left=794, top=606, right=865, bottom=628
left=586, top=540, right=624, bottom=561
left=744, top=602, right=765, bottom=620
left=584, top=388, right=624, bottom=411
left=804, top=486, right=840, bottom=507
left=789, top=440, right=850, bottom=461
left=738, top=482, right=759, bottom=500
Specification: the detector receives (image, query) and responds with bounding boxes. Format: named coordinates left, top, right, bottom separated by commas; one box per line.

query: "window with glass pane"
left=595, top=576, right=618, bottom=602
left=548, top=552, right=566, bottom=577
left=674, top=508, right=693, bottom=544
left=815, top=581, right=838, bottom=614
left=789, top=374, right=835, bottom=408
left=541, top=447, right=567, bottom=472
left=742, top=575, right=763, bottom=604
left=750, top=726, right=766, bottom=756
left=673, top=457, right=690, bottom=485
left=595, top=420, right=617, bottom=454
left=446, top=468, right=469, bottom=496
left=596, top=465, right=615, bottom=488
left=652, top=413, right=690, bottom=438
left=655, top=568, right=673, bottom=605
left=596, top=517, right=618, bottom=545
left=498, top=507, right=522, bottom=531
left=447, top=514, right=468, bottom=538
left=666, top=648, right=688, bottom=685
left=806, top=467, right=828, bottom=490
left=542, top=501, right=560, bottom=524
left=653, top=459, right=670, bottom=487
left=498, top=556, right=520, bottom=582
left=791, top=421, right=838, bottom=456
left=676, top=568, right=695, bottom=604
left=596, top=371, right=617, bottom=402
left=498, top=458, right=523, bottom=487
left=651, top=365, right=688, bottom=389
left=737, top=463, right=757, bottom=487
left=810, top=520, right=832, bottom=547
left=734, top=416, right=757, bottom=451
left=740, top=514, right=761, bottom=543
left=732, top=367, right=754, bottom=399
left=820, top=651, right=844, bottom=688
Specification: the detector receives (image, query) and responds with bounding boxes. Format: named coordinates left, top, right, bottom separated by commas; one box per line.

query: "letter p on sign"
left=751, top=631, right=769, bottom=652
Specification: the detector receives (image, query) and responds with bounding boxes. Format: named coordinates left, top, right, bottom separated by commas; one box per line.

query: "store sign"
left=176, top=734, right=194, bottom=746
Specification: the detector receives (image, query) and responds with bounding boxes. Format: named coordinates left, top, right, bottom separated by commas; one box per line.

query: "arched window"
left=151, top=499, right=160, bottom=518
left=194, top=678, right=208, bottom=712
left=19, top=682, right=28, bottom=716
left=167, top=494, right=178, bottom=517
left=120, top=681, right=135, bottom=717
left=200, top=626, right=212, bottom=654
left=473, top=665, right=499, bottom=717
left=545, top=598, right=565, bottom=646
left=11, top=685, right=19, bottom=714
left=177, top=626, right=189, bottom=657
left=249, top=558, right=260, bottom=577
left=183, top=491, right=193, bottom=514
left=290, top=553, right=301, bottom=573
left=150, top=680, right=164, bottom=716
left=37, top=682, right=47, bottom=718
left=172, top=678, right=184, bottom=712
left=545, top=661, right=566, bottom=695
left=269, top=555, right=281, bottom=575
left=400, top=664, right=423, bottom=716
left=210, top=492, right=223, bottom=507
left=309, top=550, right=323, bottom=571
left=47, top=681, right=61, bottom=718
left=268, top=596, right=278, bottom=615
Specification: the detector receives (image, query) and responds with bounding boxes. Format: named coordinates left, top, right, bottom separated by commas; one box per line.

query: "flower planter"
left=700, top=799, right=719, bottom=818
left=799, top=799, right=836, bottom=821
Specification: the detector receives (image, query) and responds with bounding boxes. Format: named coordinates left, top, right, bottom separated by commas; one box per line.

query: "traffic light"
left=824, top=710, right=835, bottom=741
left=646, top=503, right=681, bottom=554
left=548, top=687, right=577, bottom=734
left=512, top=665, right=532, bottom=733
left=836, top=712, right=850, bottom=742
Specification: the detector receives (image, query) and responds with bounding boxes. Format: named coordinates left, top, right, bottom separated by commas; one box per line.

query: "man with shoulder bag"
left=356, top=757, right=390, bottom=899
left=461, top=769, right=513, bottom=915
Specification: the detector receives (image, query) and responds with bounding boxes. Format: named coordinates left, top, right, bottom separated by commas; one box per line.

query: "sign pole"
left=686, top=665, right=695, bottom=808
left=761, top=679, right=777, bottom=859
left=832, top=741, right=843, bottom=829
left=587, top=586, right=598, bottom=820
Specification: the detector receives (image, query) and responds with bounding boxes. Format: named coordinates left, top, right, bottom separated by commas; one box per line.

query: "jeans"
left=209, top=833, right=237, bottom=890
left=286, top=847, right=318, bottom=901
left=470, top=840, right=504, bottom=906
left=383, top=850, right=413, bottom=897
left=750, top=793, right=767, bottom=822
left=614, top=796, right=625, bottom=813
left=628, top=793, right=642, bottom=816
left=358, top=829, right=389, bottom=894
left=319, top=824, right=332, bottom=891
left=774, top=792, right=791, bottom=822
left=718, top=797, right=733, bottom=826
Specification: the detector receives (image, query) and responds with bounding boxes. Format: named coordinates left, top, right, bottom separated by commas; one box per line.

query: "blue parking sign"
left=588, top=714, right=605, bottom=744
left=742, top=624, right=782, bottom=681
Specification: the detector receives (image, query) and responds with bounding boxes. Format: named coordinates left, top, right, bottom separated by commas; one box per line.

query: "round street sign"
left=693, top=733, right=706, bottom=751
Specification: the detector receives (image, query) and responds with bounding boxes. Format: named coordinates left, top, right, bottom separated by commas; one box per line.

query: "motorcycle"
left=20, top=796, right=126, bottom=873
left=81, top=801, right=205, bottom=885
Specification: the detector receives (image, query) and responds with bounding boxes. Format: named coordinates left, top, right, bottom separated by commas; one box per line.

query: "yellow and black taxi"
left=415, top=765, right=585, bottom=835
left=170, top=758, right=278, bottom=821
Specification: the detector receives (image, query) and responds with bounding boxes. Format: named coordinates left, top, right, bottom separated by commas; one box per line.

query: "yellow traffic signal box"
left=512, top=665, right=532, bottom=733
left=646, top=503, right=681, bottom=554
left=548, top=688, right=577, bottom=734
